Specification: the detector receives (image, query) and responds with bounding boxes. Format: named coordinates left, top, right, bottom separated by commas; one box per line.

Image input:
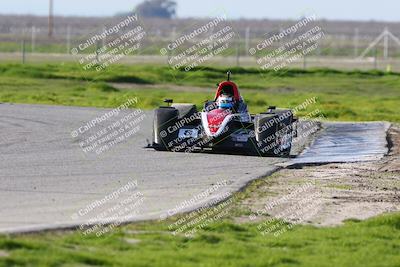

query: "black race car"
left=150, top=71, right=297, bottom=156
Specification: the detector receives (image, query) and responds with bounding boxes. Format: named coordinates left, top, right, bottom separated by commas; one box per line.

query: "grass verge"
left=0, top=177, right=399, bottom=267
left=0, top=63, right=399, bottom=122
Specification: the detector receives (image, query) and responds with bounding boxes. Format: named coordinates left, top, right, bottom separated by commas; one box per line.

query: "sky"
left=0, top=0, right=399, bottom=22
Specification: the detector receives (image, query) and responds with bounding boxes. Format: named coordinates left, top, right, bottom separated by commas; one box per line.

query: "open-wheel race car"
left=150, top=71, right=297, bottom=157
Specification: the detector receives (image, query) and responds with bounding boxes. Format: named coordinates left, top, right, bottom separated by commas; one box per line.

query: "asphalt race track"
left=0, top=104, right=286, bottom=233
left=0, top=104, right=389, bottom=233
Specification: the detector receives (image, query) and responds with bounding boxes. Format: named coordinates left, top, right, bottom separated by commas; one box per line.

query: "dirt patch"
left=0, top=250, right=9, bottom=257
left=236, top=125, right=400, bottom=226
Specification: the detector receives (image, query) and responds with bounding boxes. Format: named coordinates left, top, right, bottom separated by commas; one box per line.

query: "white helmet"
left=217, top=94, right=234, bottom=109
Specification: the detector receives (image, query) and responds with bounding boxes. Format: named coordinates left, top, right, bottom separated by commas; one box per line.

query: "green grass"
left=1, top=40, right=396, bottom=58
left=1, top=171, right=399, bottom=266
left=1, top=63, right=399, bottom=266
left=0, top=42, right=70, bottom=54
left=0, top=211, right=399, bottom=266
left=0, top=63, right=399, bottom=122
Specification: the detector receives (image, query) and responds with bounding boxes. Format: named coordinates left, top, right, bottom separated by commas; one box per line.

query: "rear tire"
left=254, top=110, right=294, bottom=157
left=274, top=122, right=292, bottom=157
left=254, top=115, right=278, bottom=156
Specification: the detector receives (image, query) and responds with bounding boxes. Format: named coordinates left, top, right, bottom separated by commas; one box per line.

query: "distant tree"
left=135, top=0, right=176, bottom=19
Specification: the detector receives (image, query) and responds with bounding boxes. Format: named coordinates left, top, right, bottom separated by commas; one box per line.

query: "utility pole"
left=48, top=0, right=54, bottom=37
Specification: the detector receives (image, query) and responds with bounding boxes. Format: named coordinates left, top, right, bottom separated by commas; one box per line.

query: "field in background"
left=3, top=54, right=400, bottom=72
left=2, top=15, right=400, bottom=55
left=2, top=15, right=400, bottom=71
left=0, top=63, right=399, bottom=122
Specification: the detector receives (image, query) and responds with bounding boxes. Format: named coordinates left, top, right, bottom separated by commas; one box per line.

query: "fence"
left=1, top=15, right=400, bottom=71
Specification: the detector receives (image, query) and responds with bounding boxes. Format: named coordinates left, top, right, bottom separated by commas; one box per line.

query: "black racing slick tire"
left=152, top=104, right=199, bottom=151
left=152, top=107, right=178, bottom=151
left=254, top=110, right=294, bottom=157
left=254, top=114, right=277, bottom=156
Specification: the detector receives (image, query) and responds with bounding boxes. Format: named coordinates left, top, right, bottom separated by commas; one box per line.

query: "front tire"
left=152, top=104, right=198, bottom=151
left=152, top=107, right=178, bottom=151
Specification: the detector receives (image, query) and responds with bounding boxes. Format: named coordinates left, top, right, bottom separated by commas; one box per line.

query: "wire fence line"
left=1, top=15, right=400, bottom=70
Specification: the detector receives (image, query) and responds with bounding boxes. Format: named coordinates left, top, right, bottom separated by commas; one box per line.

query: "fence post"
left=102, top=26, right=107, bottom=48
left=31, top=26, right=36, bottom=53
left=383, top=27, right=388, bottom=60
left=95, top=40, right=100, bottom=63
left=236, top=41, right=240, bottom=67
left=66, top=25, right=71, bottom=54
left=245, top=27, right=250, bottom=55
left=353, top=28, right=359, bottom=57
left=21, top=40, right=26, bottom=64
